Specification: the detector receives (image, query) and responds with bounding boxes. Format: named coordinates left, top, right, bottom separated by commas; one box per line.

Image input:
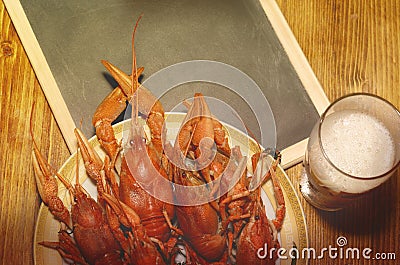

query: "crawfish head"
left=236, top=202, right=279, bottom=265
left=71, top=187, right=105, bottom=227
left=118, top=157, right=175, bottom=243
left=71, top=185, right=122, bottom=265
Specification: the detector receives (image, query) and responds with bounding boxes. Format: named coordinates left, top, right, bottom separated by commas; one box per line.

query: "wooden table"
left=1, top=1, right=398, bottom=264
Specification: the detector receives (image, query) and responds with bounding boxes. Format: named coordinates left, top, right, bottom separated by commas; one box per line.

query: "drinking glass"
left=300, top=93, right=400, bottom=211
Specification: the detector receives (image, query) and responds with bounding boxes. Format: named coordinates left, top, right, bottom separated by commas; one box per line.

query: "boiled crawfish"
left=91, top=15, right=164, bottom=164
left=235, top=151, right=285, bottom=265
left=33, top=122, right=170, bottom=265
left=77, top=15, right=176, bottom=248
left=173, top=169, right=227, bottom=263
left=175, top=93, right=231, bottom=187
left=31, top=133, right=124, bottom=265
left=169, top=95, right=236, bottom=264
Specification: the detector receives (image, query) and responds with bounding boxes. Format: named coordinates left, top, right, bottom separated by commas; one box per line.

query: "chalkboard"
left=4, top=0, right=329, bottom=168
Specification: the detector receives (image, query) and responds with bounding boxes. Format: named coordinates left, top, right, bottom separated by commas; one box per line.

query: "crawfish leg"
left=103, top=155, right=120, bottom=198
left=219, top=191, right=251, bottom=259
left=219, top=191, right=251, bottom=227
left=39, top=230, right=88, bottom=265
left=270, top=166, right=286, bottom=231
left=102, top=193, right=167, bottom=265
left=162, top=208, right=183, bottom=236
left=218, top=156, right=248, bottom=228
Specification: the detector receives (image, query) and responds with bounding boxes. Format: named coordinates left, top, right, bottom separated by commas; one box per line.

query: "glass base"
left=299, top=166, right=343, bottom=211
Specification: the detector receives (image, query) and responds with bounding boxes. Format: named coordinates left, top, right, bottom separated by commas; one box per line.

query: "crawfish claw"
left=74, top=128, right=104, bottom=181
left=31, top=148, right=71, bottom=228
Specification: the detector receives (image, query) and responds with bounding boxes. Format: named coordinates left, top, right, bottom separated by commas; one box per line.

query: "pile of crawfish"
left=31, top=17, right=285, bottom=265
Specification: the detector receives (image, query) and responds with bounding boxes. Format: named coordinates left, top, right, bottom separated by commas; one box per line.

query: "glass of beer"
left=300, top=93, right=400, bottom=211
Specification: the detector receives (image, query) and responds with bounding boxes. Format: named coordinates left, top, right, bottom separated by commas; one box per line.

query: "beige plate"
left=34, top=113, right=309, bottom=265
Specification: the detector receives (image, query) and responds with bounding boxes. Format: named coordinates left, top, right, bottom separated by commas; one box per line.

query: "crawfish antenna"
left=29, top=102, right=38, bottom=150
left=131, top=14, right=143, bottom=124
left=244, top=123, right=262, bottom=154
left=75, top=144, right=80, bottom=188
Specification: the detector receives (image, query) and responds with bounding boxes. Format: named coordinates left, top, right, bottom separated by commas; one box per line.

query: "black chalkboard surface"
left=4, top=0, right=329, bottom=167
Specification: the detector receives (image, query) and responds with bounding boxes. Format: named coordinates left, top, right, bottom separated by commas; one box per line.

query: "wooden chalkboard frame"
left=4, top=0, right=329, bottom=168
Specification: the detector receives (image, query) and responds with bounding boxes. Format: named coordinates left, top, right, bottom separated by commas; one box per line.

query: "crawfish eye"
left=255, top=215, right=260, bottom=220
left=129, top=137, right=146, bottom=147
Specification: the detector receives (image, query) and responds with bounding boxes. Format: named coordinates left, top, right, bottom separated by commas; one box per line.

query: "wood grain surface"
left=1, top=1, right=399, bottom=265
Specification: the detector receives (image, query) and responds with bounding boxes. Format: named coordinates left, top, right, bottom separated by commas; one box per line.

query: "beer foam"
left=321, top=110, right=396, bottom=178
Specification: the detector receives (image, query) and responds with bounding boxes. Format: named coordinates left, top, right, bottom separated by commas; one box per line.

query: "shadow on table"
left=316, top=170, right=398, bottom=235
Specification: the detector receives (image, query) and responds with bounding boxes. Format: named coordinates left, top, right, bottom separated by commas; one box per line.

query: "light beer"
left=300, top=93, right=399, bottom=210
